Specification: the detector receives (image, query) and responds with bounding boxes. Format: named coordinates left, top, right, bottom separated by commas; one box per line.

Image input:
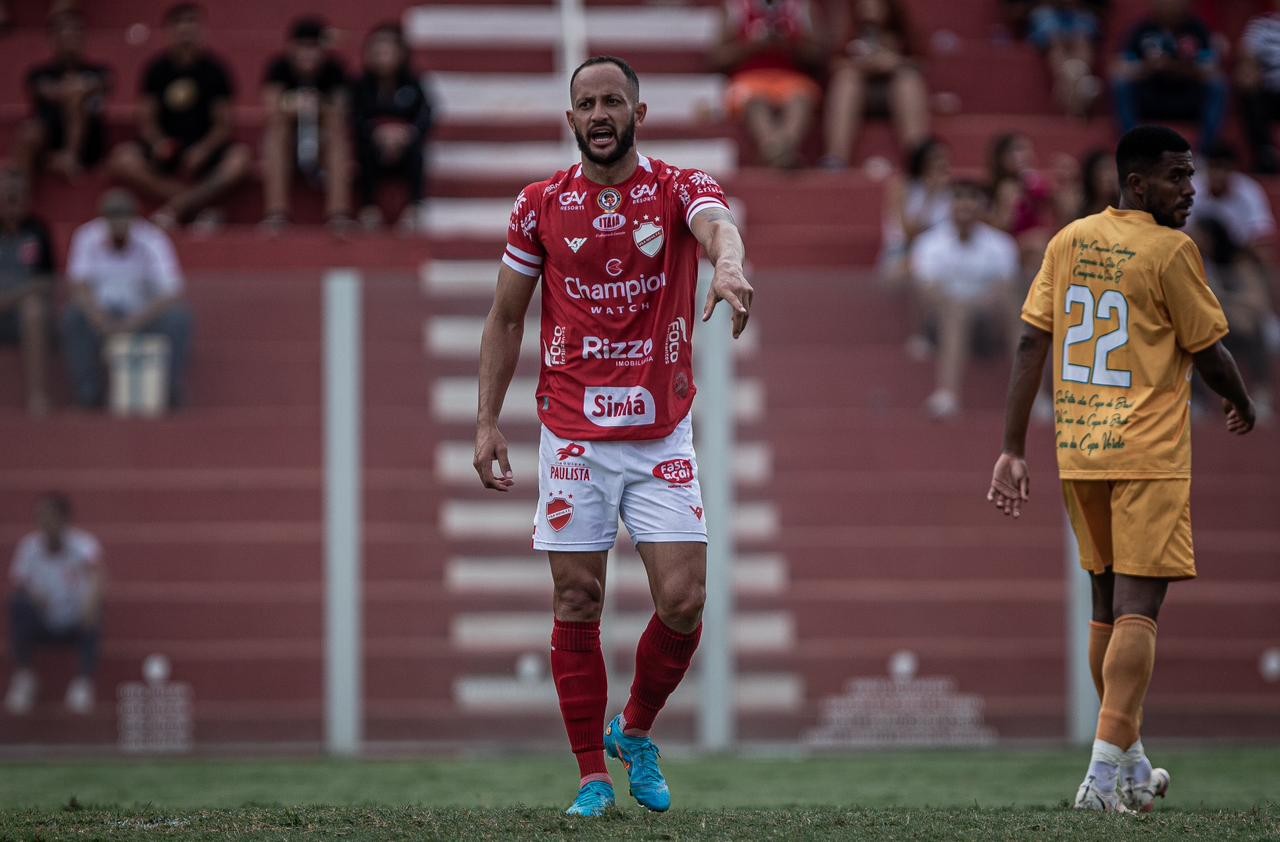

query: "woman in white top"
left=879, top=137, right=952, bottom=283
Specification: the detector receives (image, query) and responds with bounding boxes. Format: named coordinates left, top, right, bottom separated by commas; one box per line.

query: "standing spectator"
left=1238, top=1, right=1280, bottom=173
left=107, top=2, right=250, bottom=231
left=62, top=190, right=192, bottom=410
left=0, top=170, right=54, bottom=416
left=350, top=23, right=434, bottom=231
left=911, top=180, right=1020, bottom=419
left=13, top=8, right=112, bottom=186
left=711, top=0, right=826, bottom=169
left=1027, top=1, right=1103, bottom=117
left=821, top=0, right=929, bottom=168
left=5, top=493, right=103, bottom=716
left=1110, top=0, right=1227, bottom=150
left=260, top=17, right=353, bottom=233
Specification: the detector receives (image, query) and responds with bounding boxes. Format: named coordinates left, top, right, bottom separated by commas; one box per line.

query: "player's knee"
left=554, top=581, right=603, bottom=622
left=656, top=582, right=705, bottom=630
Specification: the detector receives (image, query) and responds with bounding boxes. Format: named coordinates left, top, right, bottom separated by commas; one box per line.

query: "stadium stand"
left=0, top=0, right=1276, bottom=751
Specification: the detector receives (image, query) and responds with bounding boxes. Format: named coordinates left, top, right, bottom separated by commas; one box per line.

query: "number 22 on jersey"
left=1062, top=284, right=1132, bottom=388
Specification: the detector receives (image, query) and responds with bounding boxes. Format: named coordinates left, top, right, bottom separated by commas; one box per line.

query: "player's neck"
left=579, top=149, right=640, bottom=186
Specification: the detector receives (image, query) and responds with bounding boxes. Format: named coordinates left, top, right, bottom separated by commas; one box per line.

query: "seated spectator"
left=0, top=170, right=53, bottom=416
left=910, top=180, right=1020, bottom=419
left=987, top=132, right=1056, bottom=275
left=711, top=0, right=826, bottom=169
left=14, top=8, right=112, bottom=185
left=351, top=23, right=434, bottom=231
left=821, top=0, right=928, bottom=167
left=62, top=189, right=192, bottom=410
left=1110, top=0, right=1226, bottom=150
left=1238, top=2, right=1280, bottom=173
left=4, top=493, right=103, bottom=716
left=107, top=2, right=250, bottom=231
left=1076, top=147, right=1120, bottom=218
left=260, top=17, right=353, bottom=233
left=1027, top=1, right=1103, bottom=117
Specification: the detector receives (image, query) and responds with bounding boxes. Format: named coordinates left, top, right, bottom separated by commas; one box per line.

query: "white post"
left=1065, top=514, right=1096, bottom=744
left=695, top=260, right=734, bottom=751
left=557, top=0, right=587, bottom=154
left=324, top=270, right=362, bottom=755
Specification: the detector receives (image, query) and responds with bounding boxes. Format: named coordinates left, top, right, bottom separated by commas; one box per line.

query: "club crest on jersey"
left=597, top=188, right=623, bottom=212
left=564, top=237, right=588, bottom=253
left=546, top=494, right=574, bottom=531
left=633, top=215, right=664, bottom=258
left=593, top=213, right=626, bottom=233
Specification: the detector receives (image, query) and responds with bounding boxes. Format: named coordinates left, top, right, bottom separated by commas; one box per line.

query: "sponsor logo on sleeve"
left=546, top=494, right=575, bottom=531
left=542, top=324, right=567, bottom=367
left=597, top=188, right=623, bottom=212
left=564, top=236, right=588, bottom=253
left=652, top=458, right=696, bottom=487
left=632, top=215, right=664, bottom=257
left=559, top=190, right=588, bottom=210
left=509, top=193, right=528, bottom=230
left=689, top=171, right=720, bottom=194
left=593, top=213, right=627, bottom=233
left=584, top=386, right=656, bottom=427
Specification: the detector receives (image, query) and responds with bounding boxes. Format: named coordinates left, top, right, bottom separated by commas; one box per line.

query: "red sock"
left=622, top=614, right=702, bottom=734
left=551, top=619, right=609, bottom=780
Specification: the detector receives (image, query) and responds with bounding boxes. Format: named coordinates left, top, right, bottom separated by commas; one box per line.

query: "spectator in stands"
left=987, top=132, right=1055, bottom=275
left=1027, top=1, right=1103, bottom=117
left=260, top=17, right=353, bottom=234
left=350, top=23, right=434, bottom=232
left=1187, top=143, right=1278, bottom=419
left=62, top=189, right=192, bottom=410
left=0, top=170, right=53, bottom=416
left=711, top=0, right=826, bottom=169
left=13, top=8, right=112, bottom=186
left=820, top=0, right=928, bottom=168
left=4, top=493, right=103, bottom=716
left=1110, top=0, right=1226, bottom=150
left=107, top=2, right=250, bottom=232
left=1076, top=147, right=1119, bottom=217
left=1238, top=2, right=1280, bottom=173
left=910, top=180, right=1020, bottom=419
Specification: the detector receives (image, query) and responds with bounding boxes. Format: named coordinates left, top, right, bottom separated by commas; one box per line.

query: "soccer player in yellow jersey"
left=987, top=126, right=1256, bottom=813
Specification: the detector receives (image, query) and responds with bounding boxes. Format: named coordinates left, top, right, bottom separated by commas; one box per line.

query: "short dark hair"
left=42, top=492, right=72, bottom=519
left=569, top=55, right=640, bottom=101
left=906, top=137, right=945, bottom=180
left=290, top=16, right=326, bottom=43
left=164, top=2, right=202, bottom=24
left=1116, top=126, right=1191, bottom=183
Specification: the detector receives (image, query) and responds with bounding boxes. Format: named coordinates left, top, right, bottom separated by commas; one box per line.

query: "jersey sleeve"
left=501, top=184, right=545, bottom=278
left=1021, top=230, right=1060, bottom=332
left=1161, top=239, right=1229, bottom=353
left=674, top=169, right=730, bottom=229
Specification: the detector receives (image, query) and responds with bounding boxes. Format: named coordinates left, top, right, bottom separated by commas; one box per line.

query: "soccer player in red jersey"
left=474, top=56, right=752, bottom=816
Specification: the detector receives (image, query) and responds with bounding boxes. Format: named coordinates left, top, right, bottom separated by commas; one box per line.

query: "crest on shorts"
left=546, top=494, right=574, bottom=532
left=632, top=216, right=664, bottom=258
left=597, top=188, right=623, bottom=212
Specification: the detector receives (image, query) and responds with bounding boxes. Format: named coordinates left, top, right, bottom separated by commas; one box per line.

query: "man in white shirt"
left=910, top=179, right=1021, bottom=418
left=5, top=493, right=103, bottom=715
left=62, top=189, right=193, bottom=409
left=1240, top=6, right=1280, bottom=173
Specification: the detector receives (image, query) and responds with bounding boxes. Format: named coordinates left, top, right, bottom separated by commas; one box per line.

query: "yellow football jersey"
left=1022, top=207, right=1229, bottom=479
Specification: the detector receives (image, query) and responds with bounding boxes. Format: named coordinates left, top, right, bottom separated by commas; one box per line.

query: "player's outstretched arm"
left=1192, top=341, right=1256, bottom=435
left=475, top=264, right=538, bottom=492
left=691, top=207, right=753, bottom=338
left=988, top=322, right=1052, bottom=519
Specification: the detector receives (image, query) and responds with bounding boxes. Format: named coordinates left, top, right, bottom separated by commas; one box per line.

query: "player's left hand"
left=703, top=262, right=753, bottom=338
left=987, top=452, right=1030, bottom=519
left=1224, top=398, right=1256, bottom=435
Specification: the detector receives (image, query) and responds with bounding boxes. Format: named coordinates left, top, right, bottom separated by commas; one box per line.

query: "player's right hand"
left=474, top=424, right=515, bottom=492
left=1224, top=399, right=1256, bottom=436
left=987, top=452, right=1030, bottom=519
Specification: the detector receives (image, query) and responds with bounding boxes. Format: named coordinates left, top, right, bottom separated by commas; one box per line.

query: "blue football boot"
left=604, top=714, right=671, bottom=812
left=565, top=780, right=615, bottom=817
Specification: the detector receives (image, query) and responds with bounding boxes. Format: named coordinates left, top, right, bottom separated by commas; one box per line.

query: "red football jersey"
left=502, top=155, right=730, bottom=441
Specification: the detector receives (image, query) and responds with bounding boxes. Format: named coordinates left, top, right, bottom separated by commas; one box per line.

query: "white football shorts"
left=533, top=414, right=708, bottom=552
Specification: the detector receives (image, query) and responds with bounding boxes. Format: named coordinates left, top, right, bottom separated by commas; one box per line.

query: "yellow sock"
left=1088, top=621, right=1112, bottom=701
left=1096, top=614, right=1157, bottom=749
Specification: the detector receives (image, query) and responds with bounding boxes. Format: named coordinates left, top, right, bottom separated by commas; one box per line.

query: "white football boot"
left=1074, top=775, right=1132, bottom=813
left=1122, top=767, right=1170, bottom=813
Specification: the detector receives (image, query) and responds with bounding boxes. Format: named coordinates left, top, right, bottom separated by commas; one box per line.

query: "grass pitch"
left=1, top=747, right=1276, bottom=840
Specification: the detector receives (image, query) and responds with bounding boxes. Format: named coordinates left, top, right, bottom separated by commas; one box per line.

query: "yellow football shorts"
left=1061, top=479, right=1196, bottom=580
